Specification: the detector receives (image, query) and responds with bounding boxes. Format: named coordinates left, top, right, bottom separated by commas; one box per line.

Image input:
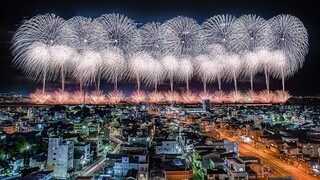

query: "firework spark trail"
left=195, top=54, right=214, bottom=92
left=161, top=55, right=179, bottom=92
left=177, top=56, right=194, bottom=91
left=101, top=47, right=126, bottom=90
left=129, top=51, right=154, bottom=91
left=225, top=53, right=241, bottom=92
left=143, top=57, right=164, bottom=92
left=243, top=51, right=261, bottom=91
left=270, top=50, right=292, bottom=91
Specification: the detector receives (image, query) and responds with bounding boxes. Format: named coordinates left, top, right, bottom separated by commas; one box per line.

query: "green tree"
left=0, top=148, right=6, bottom=160
left=14, top=137, right=30, bottom=154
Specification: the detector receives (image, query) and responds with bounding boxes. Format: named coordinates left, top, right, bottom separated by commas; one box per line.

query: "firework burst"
left=270, top=50, right=292, bottom=91
left=229, top=90, right=243, bottom=103
left=71, top=91, right=86, bottom=104
left=30, top=89, right=51, bottom=104
left=107, top=90, right=125, bottom=104
left=97, top=13, right=140, bottom=55
left=195, top=54, right=214, bottom=92
left=101, top=47, right=126, bottom=90
left=244, top=90, right=258, bottom=103
left=161, top=55, right=179, bottom=91
left=90, top=90, right=106, bottom=104
left=274, top=90, right=291, bottom=103
left=140, top=22, right=163, bottom=58
left=198, top=91, right=213, bottom=102
left=12, top=14, right=72, bottom=93
left=212, top=91, right=227, bottom=103
left=72, top=49, right=102, bottom=90
left=243, top=51, right=261, bottom=91
left=259, top=90, right=274, bottom=103
left=225, top=53, right=241, bottom=92
left=148, top=92, right=164, bottom=103
left=181, top=91, right=197, bottom=104
left=202, top=14, right=237, bottom=50
left=147, top=59, right=164, bottom=92
left=230, top=14, right=269, bottom=53
left=53, top=89, right=70, bottom=104
left=164, top=91, right=180, bottom=103
left=267, top=14, right=308, bottom=68
left=161, top=16, right=205, bottom=56
left=129, top=51, right=154, bottom=91
left=131, top=91, right=147, bottom=104
left=177, top=56, right=194, bottom=91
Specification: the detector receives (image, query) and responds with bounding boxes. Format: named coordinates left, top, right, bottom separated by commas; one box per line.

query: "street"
left=220, top=133, right=320, bottom=180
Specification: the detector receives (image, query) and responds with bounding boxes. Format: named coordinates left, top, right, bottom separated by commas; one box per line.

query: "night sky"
left=0, top=0, right=319, bottom=96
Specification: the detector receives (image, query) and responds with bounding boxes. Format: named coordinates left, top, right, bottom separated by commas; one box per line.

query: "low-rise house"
left=23, top=170, right=53, bottom=180
left=206, top=168, right=227, bottom=180
left=224, top=157, right=248, bottom=180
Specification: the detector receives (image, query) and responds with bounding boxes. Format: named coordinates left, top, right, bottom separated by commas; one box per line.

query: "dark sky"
left=0, top=0, right=319, bottom=96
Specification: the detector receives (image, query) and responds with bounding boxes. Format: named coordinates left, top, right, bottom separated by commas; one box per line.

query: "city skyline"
left=0, top=0, right=319, bottom=96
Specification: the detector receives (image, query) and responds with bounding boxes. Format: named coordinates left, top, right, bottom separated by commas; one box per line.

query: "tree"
left=14, top=137, right=29, bottom=154
left=0, top=148, right=6, bottom=161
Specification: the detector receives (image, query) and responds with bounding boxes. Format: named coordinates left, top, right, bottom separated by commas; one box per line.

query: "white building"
left=47, top=137, right=74, bottom=179
left=155, top=140, right=182, bottom=154
left=113, top=155, right=148, bottom=179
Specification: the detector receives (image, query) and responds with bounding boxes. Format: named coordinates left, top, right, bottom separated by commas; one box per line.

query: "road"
left=79, top=135, right=124, bottom=177
left=82, top=157, right=106, bottom=176
left=220, top=133, right=320, bottom=180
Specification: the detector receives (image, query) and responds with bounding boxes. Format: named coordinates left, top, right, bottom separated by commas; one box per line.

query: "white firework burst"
left=230, top=14, right=269, bottom=53
left=177, top=56, right=194, bottom=91
left=225, top=53, right=242, bottom=92
left=242, top=51, right=261, bottom=91
left=143, top=58, right=164, bottom=92
left=72, top=49, right=102, bottom=90
left=161, top=16, right=205, bottom=56
left=129, top=51, right=154, bottom=90
left=139, top=22, right=163, bottom=58
left=12, top=14, right=70, bottom=92
left=267, top=14, right=309, bottom=68
left=101, top=47, right=126, bottom=90
left=97, top=13, right=141, bottom=55
left=202, top=14, right=237, bottom=51
left=161, top=55, right=179, bottom=91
